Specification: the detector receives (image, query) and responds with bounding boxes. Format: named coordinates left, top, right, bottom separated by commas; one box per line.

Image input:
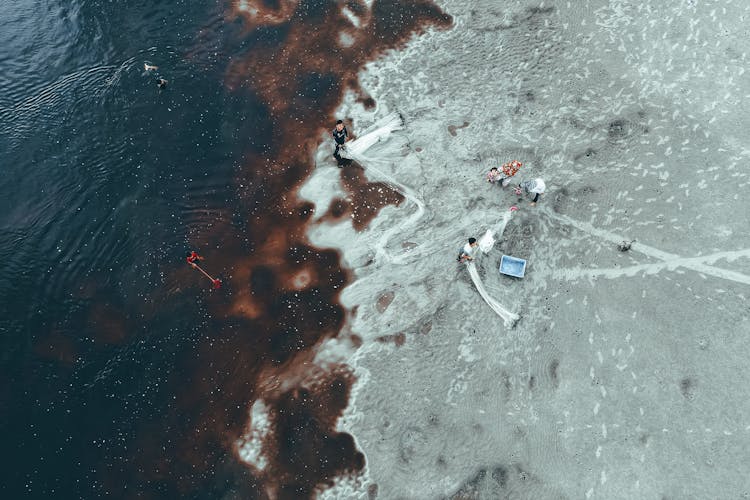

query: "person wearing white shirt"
left=457, top=237, right=478, bottom=263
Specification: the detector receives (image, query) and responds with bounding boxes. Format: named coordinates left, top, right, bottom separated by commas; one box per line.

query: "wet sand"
left=300, top=0, right=750, bottom=498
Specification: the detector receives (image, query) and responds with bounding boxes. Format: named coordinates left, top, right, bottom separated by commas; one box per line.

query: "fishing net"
left=339, top=112, right=404, bottom=161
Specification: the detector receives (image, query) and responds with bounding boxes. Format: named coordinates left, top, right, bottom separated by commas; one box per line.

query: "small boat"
left=499, top=255, right=527, bottom=278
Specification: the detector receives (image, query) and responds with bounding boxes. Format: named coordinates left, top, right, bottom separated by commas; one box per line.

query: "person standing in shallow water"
left=144, top=63, right=167, bottom=90
left=332, top=119, right=349, bottom=166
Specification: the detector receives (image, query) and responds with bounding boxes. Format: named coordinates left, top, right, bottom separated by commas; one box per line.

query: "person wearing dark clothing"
left=332, top=119, right=349, bottom=166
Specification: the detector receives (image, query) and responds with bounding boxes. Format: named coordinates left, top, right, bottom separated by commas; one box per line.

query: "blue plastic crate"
left=499, top=255, right=527, bottom=278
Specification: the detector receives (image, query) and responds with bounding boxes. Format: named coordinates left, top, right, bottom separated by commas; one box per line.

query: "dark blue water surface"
left=0, top=0, right=451, bottom=498
left=1, top=1, right=243, bottom=496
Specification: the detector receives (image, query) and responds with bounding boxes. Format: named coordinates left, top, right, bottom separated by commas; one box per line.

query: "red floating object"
left=186, top=251, right=221, bottom=290
left=186, top=251, right=203, bottom=264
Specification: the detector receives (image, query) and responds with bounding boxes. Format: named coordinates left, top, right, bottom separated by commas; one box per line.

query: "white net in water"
left=467, top=261, right=519, bottom=328
left=339, top=112, right=404, bottom=161
left=478, top=230, right=495, bottom=254
left=339, top=112, right=519, bottom=327
left=469, top=210, right=519, bottom=327
left=338, top=112, right=429, bottom=265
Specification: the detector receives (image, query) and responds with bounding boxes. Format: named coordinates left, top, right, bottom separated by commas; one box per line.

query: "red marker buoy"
left=186, top=251, right=222, bottom=289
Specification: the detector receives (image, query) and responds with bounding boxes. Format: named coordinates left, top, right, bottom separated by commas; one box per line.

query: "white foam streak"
left=546, top=209, right=750, bottom=285
left=236, top=400, right=271, bottom=471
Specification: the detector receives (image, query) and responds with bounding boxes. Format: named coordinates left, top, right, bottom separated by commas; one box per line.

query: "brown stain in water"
left=339, top=164, right=404, bottom=231
left=111, top=1, right=453, bottom=499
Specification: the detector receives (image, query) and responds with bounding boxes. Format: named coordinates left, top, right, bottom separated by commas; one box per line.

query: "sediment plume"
left=120, top=1, right=453, bottom=498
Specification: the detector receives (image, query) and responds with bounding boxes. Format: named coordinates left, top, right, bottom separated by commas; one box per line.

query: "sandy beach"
left=299, top=0, right=750, bottom=498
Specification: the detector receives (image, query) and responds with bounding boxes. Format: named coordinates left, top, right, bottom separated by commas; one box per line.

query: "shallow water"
left=0, top=0, right=451, bottom=498
left=0, top=1, right=248, bottom=496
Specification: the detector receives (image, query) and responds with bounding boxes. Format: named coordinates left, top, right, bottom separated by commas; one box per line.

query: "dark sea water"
left=0, top=1, right=450, bottom=498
